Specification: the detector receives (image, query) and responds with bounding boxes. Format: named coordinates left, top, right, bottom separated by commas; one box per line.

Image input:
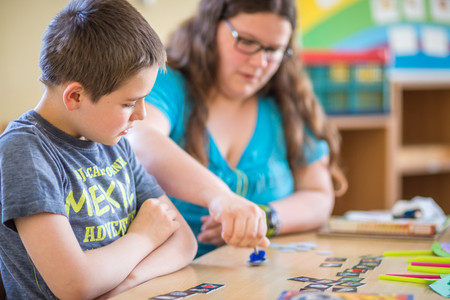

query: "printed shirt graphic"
left=146, top=67, right=329, bottom=256
left=0, top=110, right=164, bottom=299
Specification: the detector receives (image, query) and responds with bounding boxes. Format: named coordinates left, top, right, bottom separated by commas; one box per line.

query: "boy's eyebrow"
left=126, top=94, right=149, bottom=101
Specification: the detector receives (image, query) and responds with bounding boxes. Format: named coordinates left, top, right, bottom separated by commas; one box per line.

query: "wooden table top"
left=111, top=232, right=445, bottom=299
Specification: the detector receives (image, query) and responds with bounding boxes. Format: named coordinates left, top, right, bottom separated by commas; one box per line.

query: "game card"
left=189, top=283, right=224, bottom=294
left=359, top=260, right=381, bottom=267
left=185, top=288, right=209, bottom=293
left=288, top=276, right=319, bottom=283
left=338, top=277, right=364, bottom=282
left=335, top=281, right=366, bottom=287
left=299, top=288, right=324, bottom=292
left=343, top=268, right=367, bottom=273
left=336, top=272, right=360, bottom=277
left=354, top=263, right=376, bottom=270
left=304, top=283, right=332, bottom=291
left=315, top=279, right=340, bottom=285
left=320, top=263, right=342, bottom=267
left=325, top=257, right=347, bottom=262
left=150, top=292, right=187, bottom=300
left=332, top=287, right=357, bottom=293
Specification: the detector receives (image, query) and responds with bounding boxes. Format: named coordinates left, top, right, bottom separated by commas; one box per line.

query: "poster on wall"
left=296, top=0, right=450, bottom=70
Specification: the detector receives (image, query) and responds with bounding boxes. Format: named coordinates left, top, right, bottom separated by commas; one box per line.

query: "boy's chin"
left=99, top=136, right=122, bottom=146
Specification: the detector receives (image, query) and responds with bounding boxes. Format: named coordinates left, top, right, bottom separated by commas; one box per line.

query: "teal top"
left=146, top=67, right=329, bottom=257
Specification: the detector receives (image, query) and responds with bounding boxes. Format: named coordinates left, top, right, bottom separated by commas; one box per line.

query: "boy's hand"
left=198, top=215, right=225, bottom=246
left=208, top=194, right=270, bottom=249
left=128, top=198, right=180, bottom=251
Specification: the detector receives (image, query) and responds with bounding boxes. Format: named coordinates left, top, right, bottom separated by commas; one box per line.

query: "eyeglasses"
left=224, top=20, right=292, bottom=63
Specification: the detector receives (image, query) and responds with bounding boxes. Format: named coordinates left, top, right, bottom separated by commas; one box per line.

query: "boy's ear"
left=62, top=82, right=85, bottom=111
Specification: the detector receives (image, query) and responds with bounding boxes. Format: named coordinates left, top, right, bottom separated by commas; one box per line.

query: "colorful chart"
left=296, top=0, right=450, bottom=69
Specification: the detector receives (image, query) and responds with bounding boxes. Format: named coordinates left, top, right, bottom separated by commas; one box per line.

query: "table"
left=111, top=232, right=445, bottom=299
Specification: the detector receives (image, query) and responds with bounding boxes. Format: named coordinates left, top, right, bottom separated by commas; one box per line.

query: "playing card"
left=190, top=283, right=224, bottom=294
left=332, top=287, right=357, bottom=293
left=304, top=283, right=332, bottom=291
left=354, top=263, right=376, bottom=270
left=343, top=268, right=367, bottom=273
left=149, top=296, right=181, bottom=300
left=338, top=277, right=364, bottom=282
left=150, top=292, right=186, bottom=300
left=336, top=272, right=360, bottom=277
left=320, top=263, right=342, bottom=267
left=335, top=281, right=366, bottom=287
left=325, top=257, right=347, bottom=262
left=315, top=279, right=340, bottom=285
left=288, top=276, right=319, bottom=282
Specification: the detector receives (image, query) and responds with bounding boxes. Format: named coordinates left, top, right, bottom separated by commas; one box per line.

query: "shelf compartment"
left=330, top=115, right=391, bottom=130
left=398, top=144, right=450, bottom=176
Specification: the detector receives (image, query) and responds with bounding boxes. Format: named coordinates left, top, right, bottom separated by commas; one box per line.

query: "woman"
left=129, top=0, right=347, bottom=257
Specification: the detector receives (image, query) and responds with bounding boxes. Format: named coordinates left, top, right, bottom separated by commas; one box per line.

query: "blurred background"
left=2, top=0, right=450, bottom=216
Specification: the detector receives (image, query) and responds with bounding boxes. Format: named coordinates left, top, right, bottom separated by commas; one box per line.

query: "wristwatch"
left=258, top=204, right=281, bottom=237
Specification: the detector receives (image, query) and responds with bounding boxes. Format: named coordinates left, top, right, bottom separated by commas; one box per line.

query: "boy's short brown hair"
left=39, top=0, right=166, bottom=102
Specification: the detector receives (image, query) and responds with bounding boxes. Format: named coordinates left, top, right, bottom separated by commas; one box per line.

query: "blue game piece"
left=247, top=248, right=267, bottom=266
left=249, top=250, right=266, bottom=261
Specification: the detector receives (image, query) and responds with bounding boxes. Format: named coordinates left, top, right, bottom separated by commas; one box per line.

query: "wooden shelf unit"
left=331, top=114, right=394, bottom=215
left=398, top=144, right=450, bottom=176
left=391, top=80, right=450, bottom=214
left=331, top=78, right=450, bottom=215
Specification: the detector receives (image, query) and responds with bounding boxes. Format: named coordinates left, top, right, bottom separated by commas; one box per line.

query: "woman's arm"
left=197, top=156, right=334, bottom=244
left=270, top=156, right=335, bottom=234
left=128, top=103, right=269, bottom=248
left=15, top=197, right=180, bottom=300
left=97, top=194, right=197, bottom=298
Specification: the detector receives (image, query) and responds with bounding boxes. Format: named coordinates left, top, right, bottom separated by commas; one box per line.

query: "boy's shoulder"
left=0, top=112, right=53, bottom=165
left=0, top=111, right=40, bottom=143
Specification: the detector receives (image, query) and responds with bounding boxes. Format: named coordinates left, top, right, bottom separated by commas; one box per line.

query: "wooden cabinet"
left=331, top=78, right=450, bottom=215
left=391, top=79, right=450, bottom=214
left=331, top=115, right=394, bottom=215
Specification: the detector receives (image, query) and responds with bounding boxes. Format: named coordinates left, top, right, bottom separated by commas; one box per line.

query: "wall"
left=0, top=0, right=199, bottom=125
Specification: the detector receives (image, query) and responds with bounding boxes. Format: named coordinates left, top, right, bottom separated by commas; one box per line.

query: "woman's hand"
left=207, top=193, right=270, bottom=248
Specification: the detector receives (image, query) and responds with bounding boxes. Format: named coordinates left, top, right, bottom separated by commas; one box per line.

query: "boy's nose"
left=132, top=99, right=146, bottom=121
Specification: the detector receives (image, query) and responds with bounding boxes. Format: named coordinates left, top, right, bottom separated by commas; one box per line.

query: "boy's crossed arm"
left=15, top=195, right=196, bottom=300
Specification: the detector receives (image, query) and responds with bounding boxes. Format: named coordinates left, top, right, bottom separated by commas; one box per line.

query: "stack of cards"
left=288, top=254, right=383, bottom=293
left=149, top=283, right=224, bottom=299
left=288, top=275, right=364, bottom=293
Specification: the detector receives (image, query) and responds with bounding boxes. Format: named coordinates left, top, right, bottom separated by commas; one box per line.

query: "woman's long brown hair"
left=165, top=0, right=347, bottom=196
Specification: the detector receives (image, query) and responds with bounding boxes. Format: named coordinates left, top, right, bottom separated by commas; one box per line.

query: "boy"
left=0, top=0, right=197, bottom=299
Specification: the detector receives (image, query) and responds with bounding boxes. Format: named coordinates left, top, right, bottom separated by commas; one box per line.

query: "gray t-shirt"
left=0, top=110, right=164, bottom=299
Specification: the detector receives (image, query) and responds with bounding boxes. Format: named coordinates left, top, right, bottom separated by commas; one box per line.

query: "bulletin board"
left=296, top=0, right=450, bottom=69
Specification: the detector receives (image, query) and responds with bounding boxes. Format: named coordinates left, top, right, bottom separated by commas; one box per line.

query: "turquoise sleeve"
left=144, top=68, right=187, bottom=133
left=302, top=128, right=330, bottom=165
